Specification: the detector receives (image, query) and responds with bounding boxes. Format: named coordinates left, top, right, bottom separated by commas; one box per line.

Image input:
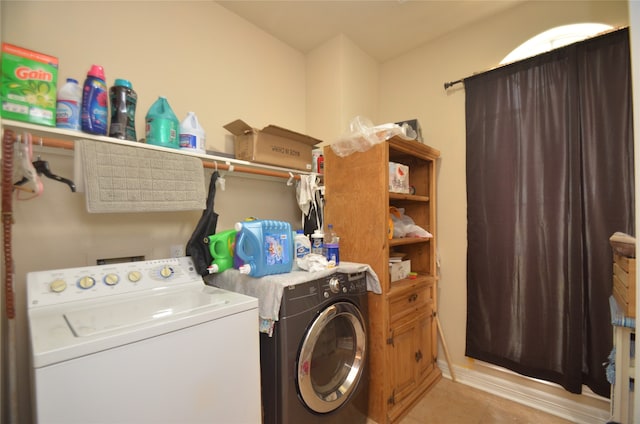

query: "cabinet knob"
left=415, top=349, right=423, bottom=362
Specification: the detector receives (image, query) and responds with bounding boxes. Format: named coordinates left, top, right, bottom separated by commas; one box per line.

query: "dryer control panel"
left=319, top=271, right=367, bottom=299
left=27, top=256, right=201, bottom=308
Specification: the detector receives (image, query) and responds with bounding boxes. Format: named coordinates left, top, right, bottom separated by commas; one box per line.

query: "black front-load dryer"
left=260, top=271, right=369, bottom=424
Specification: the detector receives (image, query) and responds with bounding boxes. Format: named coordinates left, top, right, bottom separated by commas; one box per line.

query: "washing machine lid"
left=29, top=285, right=258, bottom=368
left=65, top=288, right=229, bottom=337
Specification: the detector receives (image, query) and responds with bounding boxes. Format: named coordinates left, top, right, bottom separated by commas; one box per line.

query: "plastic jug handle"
left=211, top=237, right=227, bottom=257
left=235, top=230, right=254, bottom=263
left=238, top=226, right=262, bottom=266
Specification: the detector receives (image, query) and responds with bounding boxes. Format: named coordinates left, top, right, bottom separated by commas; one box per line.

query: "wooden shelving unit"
left=611, top=253, right=637, bottom=423
left=324, top=135, right=441, bottom=424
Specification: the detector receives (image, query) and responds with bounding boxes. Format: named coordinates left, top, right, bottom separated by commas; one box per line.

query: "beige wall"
left=377, top=0, right=629, bottom=412
left=306, top=33, right=380, bottom=145
left=1, top=2, right=306, bottom=423
left=0, top=0, right=633, bottom=423
left=3, top=1, right=309, bottom=150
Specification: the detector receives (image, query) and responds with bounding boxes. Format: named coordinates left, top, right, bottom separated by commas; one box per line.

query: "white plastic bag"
left=330, top=116, right=404, bottom=157
left=390, top=207, right=433, bottom=239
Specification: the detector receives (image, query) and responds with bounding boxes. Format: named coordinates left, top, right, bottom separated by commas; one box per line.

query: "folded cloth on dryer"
left=205, top=262, right=381, bottom=335
left=75, top=139, right=206, bottom=213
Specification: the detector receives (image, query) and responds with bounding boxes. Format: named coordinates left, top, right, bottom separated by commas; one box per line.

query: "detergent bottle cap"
left=114, top=78, right=132, bottom=89
left=87, top=64, right=105, bottom=80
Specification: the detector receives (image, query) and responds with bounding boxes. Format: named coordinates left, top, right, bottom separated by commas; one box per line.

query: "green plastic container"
left=145, top=96, right=179, bottom=148
left=207, top=229, right=237, bottom=273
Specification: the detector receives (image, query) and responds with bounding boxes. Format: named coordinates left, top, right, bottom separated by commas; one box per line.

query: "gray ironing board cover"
left=204, top=262, right=381, bottom=335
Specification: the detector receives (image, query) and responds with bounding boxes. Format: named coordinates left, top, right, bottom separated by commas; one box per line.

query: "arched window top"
left=500, top=23, right=614, bottom=65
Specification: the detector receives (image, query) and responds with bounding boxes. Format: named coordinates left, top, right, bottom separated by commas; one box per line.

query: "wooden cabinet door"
left=387, top=316, right=420, bottom=412
left=415, top=309, right=435, bottom=382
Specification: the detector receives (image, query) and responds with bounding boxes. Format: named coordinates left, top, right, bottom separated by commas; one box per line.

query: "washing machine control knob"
left=104, top=273, right=120, bottom=286
left=329, top=277, right=341, bottom=294
left=160, top=266, right=174, bottom=278
left=50, top=279, right=67, bottom=293
left=78, top=276, right=96, bottom=289
left=128, top=271, right=142, bottom=283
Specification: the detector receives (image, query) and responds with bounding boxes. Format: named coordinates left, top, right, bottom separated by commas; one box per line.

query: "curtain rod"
left=443, top=27, right=628, bottom=91
left=31, top=135, right=303, bottom=181
left=443, top=79, right=464, bottom=90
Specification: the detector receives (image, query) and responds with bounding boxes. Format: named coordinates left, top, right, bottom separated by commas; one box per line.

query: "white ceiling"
left=216, top=0, right=524, bottom=62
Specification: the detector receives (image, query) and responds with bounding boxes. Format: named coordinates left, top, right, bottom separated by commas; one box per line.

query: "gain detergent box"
left=1, top=43, right=58, bottom=126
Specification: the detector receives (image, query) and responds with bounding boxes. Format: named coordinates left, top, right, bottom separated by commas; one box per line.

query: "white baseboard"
left=437, top=360, right=611, bottom=424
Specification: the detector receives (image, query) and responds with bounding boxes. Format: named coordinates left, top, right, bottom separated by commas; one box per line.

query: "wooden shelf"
left=1, top=119, right=315, bottom=181
left=389, top=192, right=430, bottom=202
left=389, top=237, right=431, bottom=247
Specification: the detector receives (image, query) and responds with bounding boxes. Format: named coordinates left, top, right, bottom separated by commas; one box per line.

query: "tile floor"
left=398, top=377, right=575, bottom=424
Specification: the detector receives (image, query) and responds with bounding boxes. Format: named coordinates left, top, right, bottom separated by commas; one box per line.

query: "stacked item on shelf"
left=389, top=252, right=411, bottom=282
left=609, top=231, right=636, bottom=424
left=611, top=232, right=636, bottom=318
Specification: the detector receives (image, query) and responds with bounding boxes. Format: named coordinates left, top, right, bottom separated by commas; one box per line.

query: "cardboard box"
left=1, top=43, right=58, bottom=126
left=389, top=162, right=410, bottom=194
left=389, top=259, right=411, bottom=282
left=224, top=119, right=322, bottom=171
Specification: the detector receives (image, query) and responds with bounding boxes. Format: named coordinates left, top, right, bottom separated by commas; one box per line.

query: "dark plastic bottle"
left=109, top=79, right=137, bottom=141
left=81, top=65, right=108, bottom=135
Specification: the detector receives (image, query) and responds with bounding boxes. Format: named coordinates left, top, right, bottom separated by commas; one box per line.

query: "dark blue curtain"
left=465, top=28, right=634, bottom=397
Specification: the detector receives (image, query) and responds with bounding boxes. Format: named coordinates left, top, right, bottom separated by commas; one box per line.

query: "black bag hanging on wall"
left=303, top=188, right=323, bottom=237
left=186, top=171, right=219, bottom=276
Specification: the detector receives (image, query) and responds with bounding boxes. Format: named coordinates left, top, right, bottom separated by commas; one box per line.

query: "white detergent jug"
left=179, top=112, right=206, bottom=154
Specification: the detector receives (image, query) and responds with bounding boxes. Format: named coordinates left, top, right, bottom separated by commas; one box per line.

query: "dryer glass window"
left=297, top=301, right=366, bottom=413
left=312, top=315, right=356, bottom=395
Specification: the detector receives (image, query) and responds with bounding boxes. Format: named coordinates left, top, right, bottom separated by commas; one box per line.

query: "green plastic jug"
left=145, top=96, right=179, bottom=148
left=207, top=229, right=237, bottom=273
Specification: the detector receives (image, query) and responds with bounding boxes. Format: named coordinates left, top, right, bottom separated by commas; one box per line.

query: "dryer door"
left=297, top=301, right=366, bottom=414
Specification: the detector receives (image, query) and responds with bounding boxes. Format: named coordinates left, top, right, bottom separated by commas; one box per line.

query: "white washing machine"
left=27, top=256, right=261, bottom=424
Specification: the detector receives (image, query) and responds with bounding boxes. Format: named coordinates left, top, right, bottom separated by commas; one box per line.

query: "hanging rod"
left=443, top=79, right=464, bottom=90
left=38, top=136, right=304, bottom=180
left=1, top=121, right=307, bottom=181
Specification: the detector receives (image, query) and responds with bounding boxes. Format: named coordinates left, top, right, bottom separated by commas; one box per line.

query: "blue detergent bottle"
left=234, top=219, right=293, bottom=277
left=80, top=65, right=108, bottom=135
